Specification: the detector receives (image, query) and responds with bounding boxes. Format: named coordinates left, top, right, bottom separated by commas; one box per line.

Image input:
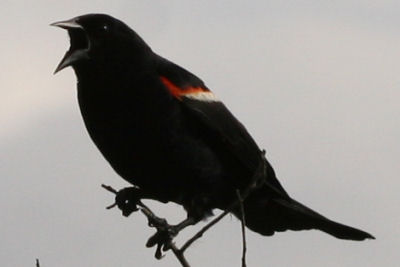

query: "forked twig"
left=180, top=208, right=231, bottom=253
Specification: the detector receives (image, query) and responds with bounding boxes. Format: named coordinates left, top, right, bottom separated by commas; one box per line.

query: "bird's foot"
left=144, top=212, right=179, bottom=259
left=114, top=186, right=142, bottom=217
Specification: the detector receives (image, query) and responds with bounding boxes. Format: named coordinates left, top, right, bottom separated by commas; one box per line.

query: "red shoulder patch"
left=160, top=76, right=210, bottom=100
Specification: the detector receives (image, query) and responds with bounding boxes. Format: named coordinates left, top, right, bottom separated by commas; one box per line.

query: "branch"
left=102, top=184, right=191, bottom=266
left=236, top=190, right=247, bottom=267
left=170, top=243, right=190, bottom=267
left=180, top=207, right=231, bottom=253
left=102, top=150, right=267, bottom=266
left=180, top=151, right=266, bottom=253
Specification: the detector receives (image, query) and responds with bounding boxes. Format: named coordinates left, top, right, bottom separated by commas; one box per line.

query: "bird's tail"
left=232, top=187, right=374, bottom=241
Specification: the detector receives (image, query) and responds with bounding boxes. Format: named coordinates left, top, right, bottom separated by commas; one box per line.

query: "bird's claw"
left=146, top=225, right=178, bottom=259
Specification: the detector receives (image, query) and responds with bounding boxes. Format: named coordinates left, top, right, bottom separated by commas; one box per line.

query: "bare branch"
left=102, top=151, right=267, bottom=267
left=236, top=190, right=247, bottom=267
left=102, top=184, right=191, bottom=266
left=180, top=208, right=231, bottom=253
left=181, top=153, right=266, bottom=254
left=170, top=243, right=190, bottom=266
left=101, top=184, right=118, bottom=194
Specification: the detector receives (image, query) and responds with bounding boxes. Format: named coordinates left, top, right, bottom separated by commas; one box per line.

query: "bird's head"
left=52, top=14, right=151, bottom=74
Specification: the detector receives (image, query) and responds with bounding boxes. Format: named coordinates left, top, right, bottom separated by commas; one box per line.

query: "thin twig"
left=101, top=184, right=118, bottom=209
left=36, top=259, right=40, bottom=267
left=101, top=184, right=118, bottom=194
left=180, top=208, right=232, bottom=253
left=236, top=190, right=247, bottom=267
left=170, top=244, right=191, bottom=267
left=181, top=154, right=266, bottom=253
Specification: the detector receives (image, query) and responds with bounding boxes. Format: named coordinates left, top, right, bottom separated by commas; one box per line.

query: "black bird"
left=52, top=14, right=374, bottom=241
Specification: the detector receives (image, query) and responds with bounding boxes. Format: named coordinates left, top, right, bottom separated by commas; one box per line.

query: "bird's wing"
left=157, top=61, right=289, bottom=197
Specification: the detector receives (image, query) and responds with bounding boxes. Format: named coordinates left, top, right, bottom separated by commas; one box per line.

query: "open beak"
left=50, top=19, right=82, bottom=30
left=51, top=18, right=90, bottom=74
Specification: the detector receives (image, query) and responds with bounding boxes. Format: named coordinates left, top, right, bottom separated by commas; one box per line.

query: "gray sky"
left=1, top=1, right=399, bottom=266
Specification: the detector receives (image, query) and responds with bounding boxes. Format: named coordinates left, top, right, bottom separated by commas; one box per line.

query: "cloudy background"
left=1, top=1, right=398, bottom=266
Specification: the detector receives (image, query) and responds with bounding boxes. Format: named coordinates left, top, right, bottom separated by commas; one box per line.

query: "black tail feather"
left=233, top=188, right=374, bottom=241
left=315, top=218, right=375, bottom=240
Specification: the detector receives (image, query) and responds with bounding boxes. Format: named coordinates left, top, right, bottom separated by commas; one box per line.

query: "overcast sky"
left=1, top=1, right=399, bottom=266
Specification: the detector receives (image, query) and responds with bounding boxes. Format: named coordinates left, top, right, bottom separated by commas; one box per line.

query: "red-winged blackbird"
left=52, top=14, right=374, bottom=241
